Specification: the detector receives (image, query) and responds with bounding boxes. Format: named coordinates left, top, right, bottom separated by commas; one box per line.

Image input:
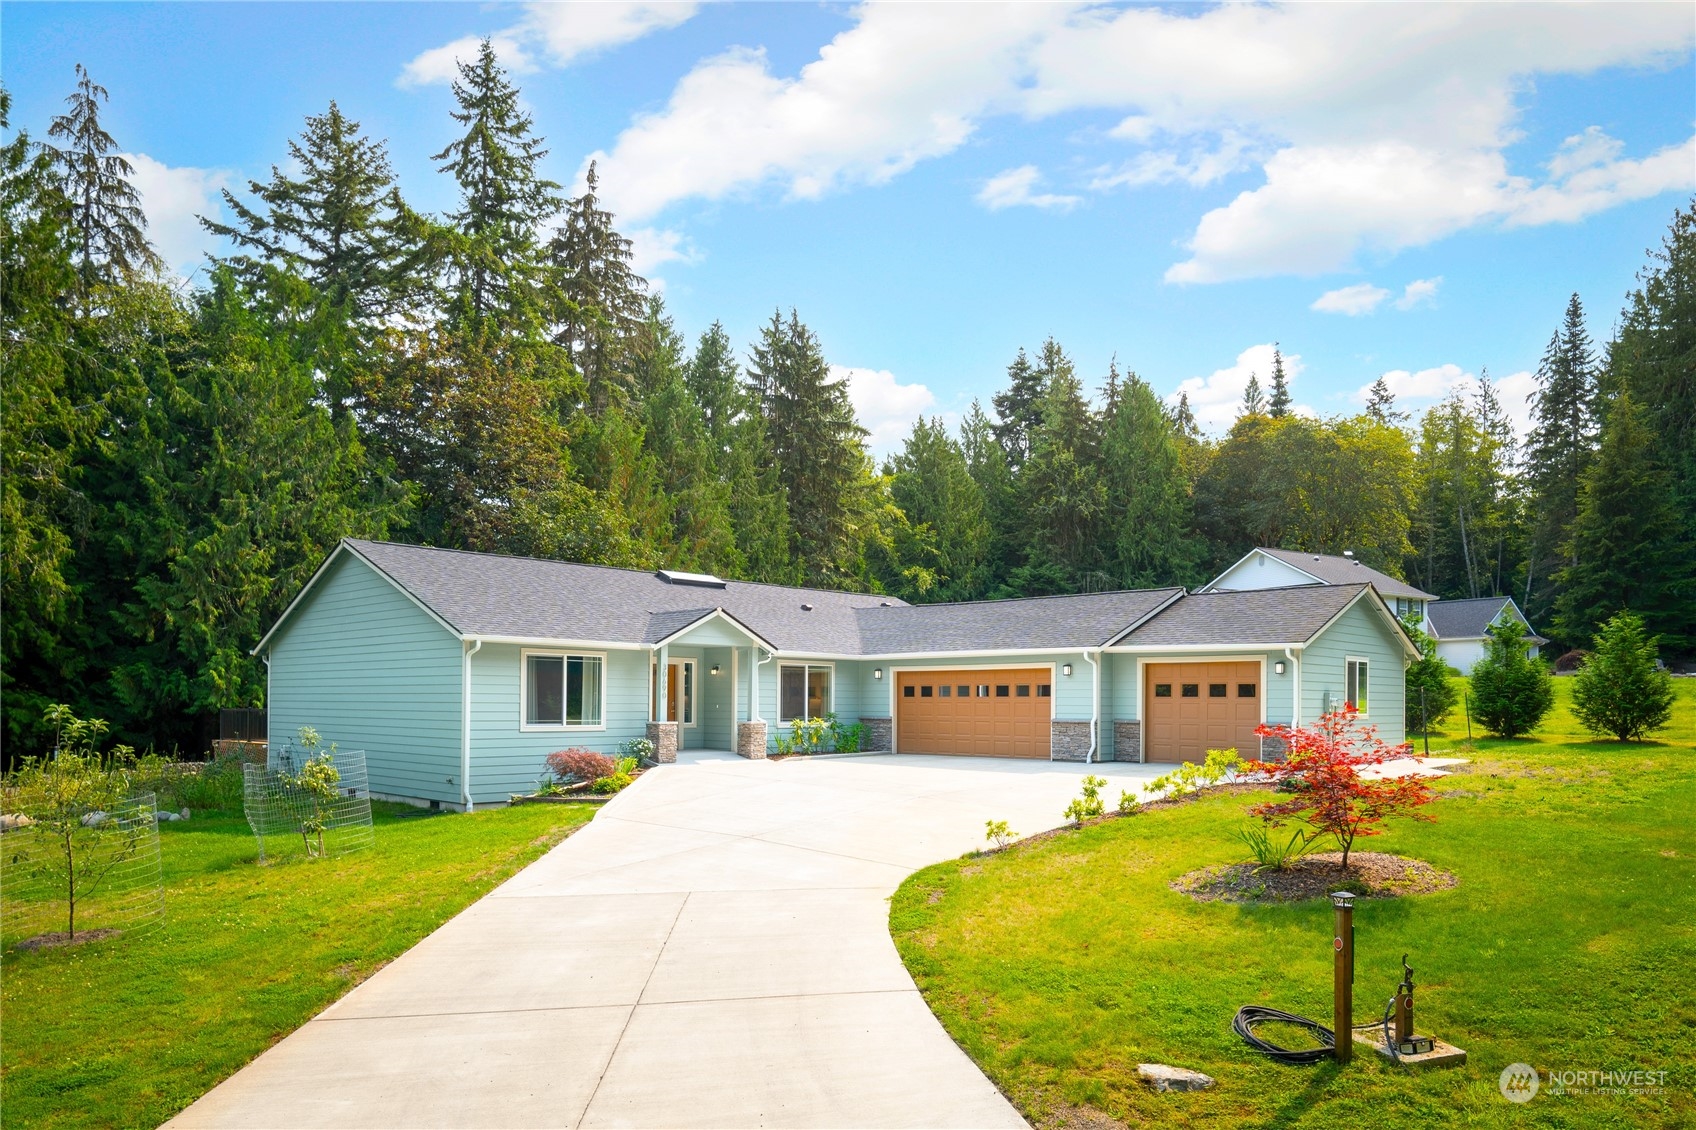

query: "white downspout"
left=1083, top=650, right=1100, bottom=764
left=753, top=649, right=772, bottom=721
left=1285, top=646, right=1300, bottom=727
left=462, top=639, right=481, bottom=812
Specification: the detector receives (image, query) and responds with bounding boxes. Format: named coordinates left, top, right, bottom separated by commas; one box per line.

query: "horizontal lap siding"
left=267, top=555, right=463, bottom=805
left=1301, top=601, right=1408, bottom=743
left=468, top=645, right=651, bottom=803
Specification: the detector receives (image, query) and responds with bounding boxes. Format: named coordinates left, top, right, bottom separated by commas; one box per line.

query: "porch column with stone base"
left=647, top=721, right=679, bottom=764
left=736, top=720, right=767, bottom=760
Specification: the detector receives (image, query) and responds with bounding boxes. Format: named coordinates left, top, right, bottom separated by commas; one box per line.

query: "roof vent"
left=657, top=569, right=727, bottom=588
left=880, top=601, right=892, bottom=607
left=801, top=602, right=814, bottom=611
left=1343, top=550, right=1356, bottom=560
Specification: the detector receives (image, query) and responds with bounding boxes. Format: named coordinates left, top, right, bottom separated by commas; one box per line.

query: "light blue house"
left=255, top=540, right=1420, bottom=809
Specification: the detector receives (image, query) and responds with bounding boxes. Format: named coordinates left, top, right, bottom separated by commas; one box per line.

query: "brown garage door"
left=1144, top=662, right=1260, bottom=763
left=896, top=669, right=1052, bottom=758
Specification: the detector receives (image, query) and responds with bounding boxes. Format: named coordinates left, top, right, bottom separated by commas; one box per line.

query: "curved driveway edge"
left=167, top=754, right=1166, bottom=1129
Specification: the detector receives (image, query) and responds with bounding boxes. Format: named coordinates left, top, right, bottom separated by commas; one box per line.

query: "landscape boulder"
left=1137, top=1063, right=1215, bottom=1092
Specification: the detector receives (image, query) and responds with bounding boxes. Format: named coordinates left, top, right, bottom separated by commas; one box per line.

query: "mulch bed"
left=1172, top=851, right=1457, bottom=904
left=14, top=928, right=122, bottom=952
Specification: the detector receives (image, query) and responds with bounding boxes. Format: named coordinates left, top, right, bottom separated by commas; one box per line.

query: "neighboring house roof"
left=1425, top=595, right=1545, bottom=642
left=1118, top=583, right=1400, bottom=650
left=1210, top=547, right=1436, bottom=601
left=256, top=540, right=1416, bottom=660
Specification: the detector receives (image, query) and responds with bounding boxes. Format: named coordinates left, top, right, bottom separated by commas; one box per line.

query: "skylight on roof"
left=657, top=569, right=727, bottom=588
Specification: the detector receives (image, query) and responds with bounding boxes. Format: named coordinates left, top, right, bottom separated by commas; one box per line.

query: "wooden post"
left=1332, top=891, right=1355, bottom=1063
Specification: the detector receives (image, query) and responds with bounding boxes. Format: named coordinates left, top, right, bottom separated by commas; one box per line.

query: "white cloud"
left=399, top=33, right=535, bottom=88
left=1167, top=343, right=1307, bottom=432
left=977, top=165, right=1079, bottom=211
left=1312, top=283, right=1390, bottom=316
left=626, top=225, right=697, bottom=279
left=123, top=153, right=230, bottom=281
left=1395, top=277, right=1442, bottom=310
left=833, top=364, right=940, bottom=456
left=589, top=5, right=1068, bottom=222
left=582, top=2, right=1690, bottom=279
left=1354, top=364, right=1538, bottom=436
left=399, top=2, right=696, bottom=86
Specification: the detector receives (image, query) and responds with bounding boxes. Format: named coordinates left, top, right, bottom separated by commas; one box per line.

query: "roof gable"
left=1209, top=547, right=1435, bottom=601
left=1425, top=596, right=1537, bottom=640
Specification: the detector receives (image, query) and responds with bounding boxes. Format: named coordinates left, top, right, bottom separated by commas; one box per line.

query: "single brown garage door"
left=896, top=669, right=1052, bottom=758
left=1144, top=662, right=1260, bottom=763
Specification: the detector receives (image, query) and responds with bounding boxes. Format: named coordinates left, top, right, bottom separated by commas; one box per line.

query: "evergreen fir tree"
left=1016, top=345, right=1102, bottom=584
left=960, top=399, right=1018, bottom=594
left=1401, top=617, right=1458, bottom=734
left=1553, top=392, right=1692, bottom=652
left=433, top=39, right=561, bottom=327
left=747, top=309, right=871, bottom=587
left=1240, top=373, right=1266, bottom=417
left=885, top=416, right=991, bottom=601
left=1571, top=610, right=1675, bottom=741
left=1267, top=345, right=1292, bottom=417
left=991, top=347, right=1045, bottom=471
left=1364, top=376, right=1408, bottom=425
left=203, top=102, right=426, bottom=413
left=1469, top=619, right=1554, bottom=739
left=722, top=411, right=797, bottom=585
left=1171, top=390, right=1200, bottom=439
left=1522, top=293, right=1600, bottom=621
left=544, top=161, right=647, bottom=412
left=1099, top=368, right=1201, bottom=586
left=43, top=64, right=162, bottom=298
left=686, top=321, right=744, bottom=457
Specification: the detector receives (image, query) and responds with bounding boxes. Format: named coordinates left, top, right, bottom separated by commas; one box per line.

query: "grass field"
left=891, top=679, right=1695, bottom=1129
left=1, top=801, right=596, bottom=1129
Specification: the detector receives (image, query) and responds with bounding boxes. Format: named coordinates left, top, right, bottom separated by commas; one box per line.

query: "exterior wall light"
left=1274, top=661, right=1287, bottom=675
left=873, top=668, right=883, bottom=680
left=710, top=665, right=721, bottom=675
left=1062, top=664, right=1073, bottom=677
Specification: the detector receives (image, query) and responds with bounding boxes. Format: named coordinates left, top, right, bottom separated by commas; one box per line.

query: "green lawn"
left=891, top=681, right=1696, bottom=1129
left=1, top=801, right=596, bottom=1129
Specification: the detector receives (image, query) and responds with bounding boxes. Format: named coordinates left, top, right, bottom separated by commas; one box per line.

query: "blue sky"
left=6, top=2, right=1692, bottom=450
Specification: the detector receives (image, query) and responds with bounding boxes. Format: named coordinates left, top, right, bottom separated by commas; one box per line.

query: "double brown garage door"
left=1144, top=662, right=1261, bottom=763
left=896, top=669, right=1051, bottom=759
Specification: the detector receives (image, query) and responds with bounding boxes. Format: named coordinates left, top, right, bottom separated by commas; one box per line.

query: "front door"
left=664, top=660, right=696, bottom=730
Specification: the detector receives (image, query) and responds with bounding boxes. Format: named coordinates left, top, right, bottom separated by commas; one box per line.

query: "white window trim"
left=1345, top=655, right=1370, bottom=716
left=777, top=661, right=835, bottom=725
left=666, top=658, right=700, bottom=728
left=520, top=648, right=609, bottom=732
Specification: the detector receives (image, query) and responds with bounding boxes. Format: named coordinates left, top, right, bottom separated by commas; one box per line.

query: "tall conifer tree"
left=433, top=39, right=560, bottom=327
left=886, top=416, right=991, bottom=601
left=991, top=347, right=1045, bottom=471
left=1267, top=346, right=1293, bottom=417
left=1100, top=368, right=1201, bottom=586
left=1522, top=293, right=1600, bottom=618
left=545, top=161, right=647, bottom=412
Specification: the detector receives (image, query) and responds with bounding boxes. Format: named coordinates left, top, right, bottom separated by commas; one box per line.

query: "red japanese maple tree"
left=1242, top=706, right=1436, bottom=869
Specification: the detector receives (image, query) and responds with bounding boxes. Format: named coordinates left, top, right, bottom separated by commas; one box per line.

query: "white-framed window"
left=779, top=663, right=833, bottom=723
left=523, top=650, right=606, bottom=729
left=1345, top=657, right=1369, bottom=715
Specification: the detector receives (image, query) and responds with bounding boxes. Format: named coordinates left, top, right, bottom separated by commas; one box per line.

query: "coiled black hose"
left=1231, top=1005, right=1336, bottom=1065
left=1233, top=998, right=1402, bottom=1065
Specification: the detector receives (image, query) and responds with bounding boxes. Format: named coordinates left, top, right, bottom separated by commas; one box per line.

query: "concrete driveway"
left=168, top=753, right=1167, bottom=1129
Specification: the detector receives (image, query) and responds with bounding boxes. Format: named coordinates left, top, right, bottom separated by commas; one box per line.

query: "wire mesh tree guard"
left=243, top=746, right=374, bottom=863
left=2, top=791, right=165, bottom=949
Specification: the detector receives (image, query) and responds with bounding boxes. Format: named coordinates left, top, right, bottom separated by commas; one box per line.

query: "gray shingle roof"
left=297, top=541, right=1395, bottom=658
left=347, top=540, right=897, bottom=654
left=854, top=588, right=1183, bottom=654
left=1120, top=583, right=1372, bottom=647
left=1424, top=596, right=1541, bottom=641
left=1256, top=548, right=1436, bottom=600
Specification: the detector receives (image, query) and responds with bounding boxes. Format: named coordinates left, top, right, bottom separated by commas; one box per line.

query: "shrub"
left=546, top=749, right=616, bottom=785
left=831, top=718, right=866, bottom=752
left=1233, top=820, right=1315, bottom=872
left=985, top=819, right=1017, bottom=849
left=1149, top=748, right=1243, bottom=798
left=1117, top=789, right=1140, bottom=815
left=1469, top=620, right=1555, bottom=738
left=1554, top=649, right=1589, bottom=674
left=1064, top=775, right=1107, bottom=823
left=1402, top=617, right=1458, bottom=733
left=617, top=737, right=655, bottom=763
left=1243, top=707, right=1435, bottom=869
left=1572, top=610, right=1675, bottom=741
left=786, top=716, right=832, bottom=754
left=591, top=772, right=633, bottom=795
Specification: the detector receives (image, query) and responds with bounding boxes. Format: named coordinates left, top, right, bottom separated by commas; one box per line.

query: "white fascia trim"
left=792, top=646, right=1126, bottom=662
left=1106, top=642, right=1301, bottom=654
left=475, top=634, right=650, bottom=651
left=649, top=607, right=776, bottom=651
